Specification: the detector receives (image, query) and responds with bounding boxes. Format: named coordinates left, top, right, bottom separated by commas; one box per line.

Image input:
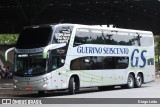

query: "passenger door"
left=50, top=55, right=62, bottom=89
left=102, top=57, right=115, bottom=86
left=114, top=57, right=129, bottom=85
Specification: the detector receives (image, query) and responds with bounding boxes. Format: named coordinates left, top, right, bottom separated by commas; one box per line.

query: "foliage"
left=154, top=35, right=160, bottom=71
left=0, top=34, right=19, bottom=45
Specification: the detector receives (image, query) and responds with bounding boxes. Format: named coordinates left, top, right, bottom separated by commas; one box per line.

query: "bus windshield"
left=16, top=27, right=53, bottom=49
left=14, top=53, right=47, bottom=76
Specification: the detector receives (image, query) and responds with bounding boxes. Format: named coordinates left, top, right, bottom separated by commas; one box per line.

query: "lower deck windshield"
left=14, top=53, right=47, bottom=76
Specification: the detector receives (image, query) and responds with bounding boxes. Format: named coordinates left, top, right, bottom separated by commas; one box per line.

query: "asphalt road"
left=50, top=80, right=160, bottom=98
left=0, top=78, right=160, bottom=106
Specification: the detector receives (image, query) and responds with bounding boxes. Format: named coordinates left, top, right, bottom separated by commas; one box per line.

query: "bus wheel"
left=135, top=74, right=142, bottom=88
left=68, top=77, right=75, bottom=95
left=38, top=91, right=45, bottom=96
left=123, top=74, right=134, bottom=89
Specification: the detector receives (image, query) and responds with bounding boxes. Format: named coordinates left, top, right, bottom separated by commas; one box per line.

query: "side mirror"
left=5, top=47, right=15, bottom=61
left=43, top=43, right=66, bottom=59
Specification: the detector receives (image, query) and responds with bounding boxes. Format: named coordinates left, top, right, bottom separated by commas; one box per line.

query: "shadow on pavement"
left=12, top=85, right=150, bottom=98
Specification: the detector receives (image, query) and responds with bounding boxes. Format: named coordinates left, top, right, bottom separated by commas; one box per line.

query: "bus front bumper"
left=13, top=76, right=52, bottom=91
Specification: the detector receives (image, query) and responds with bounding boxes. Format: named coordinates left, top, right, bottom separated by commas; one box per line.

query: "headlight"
left=42, top=76, right=52, bottom=82
left=43, top=83, right=48, bottom=88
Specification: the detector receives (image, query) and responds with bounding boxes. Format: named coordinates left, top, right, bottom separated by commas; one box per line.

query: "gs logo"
left=131, top=49, right=147, bottom=68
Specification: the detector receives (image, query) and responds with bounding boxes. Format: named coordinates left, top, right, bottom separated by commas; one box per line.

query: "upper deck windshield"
left=16, top=27, right=53, bottom=49
left=52, top=25, right=73, bottom=44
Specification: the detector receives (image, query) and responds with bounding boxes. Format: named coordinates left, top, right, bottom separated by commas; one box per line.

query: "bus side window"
left=70, top=57, right=86, bottom=70
left=103, top=57, right=115, bottom=69
left=116, top=57, right=129, bottom=69
left=51, top=56, right=65, bottom=70
left=51, top=56, right=58, bottom=70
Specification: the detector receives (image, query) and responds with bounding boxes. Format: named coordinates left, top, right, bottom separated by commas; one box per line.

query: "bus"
left=5, top=24, right=155, bottom=95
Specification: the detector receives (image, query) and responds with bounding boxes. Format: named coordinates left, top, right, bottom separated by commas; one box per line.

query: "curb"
left=0, top=83, right=13, bottom=89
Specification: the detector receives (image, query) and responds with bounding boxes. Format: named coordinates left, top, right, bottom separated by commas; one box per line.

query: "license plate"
left=24, top=86, right=32, bottom=90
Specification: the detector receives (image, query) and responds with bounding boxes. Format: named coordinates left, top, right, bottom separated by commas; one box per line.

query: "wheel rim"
left=128, top=76, right=133, bottom=87
left=73, top=81, right=76, bottom=90
left=136, top=75, right=142, bottom=86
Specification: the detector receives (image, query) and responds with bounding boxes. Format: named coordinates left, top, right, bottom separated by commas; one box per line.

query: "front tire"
left=38, top=91, right=45, bottom=96
left=68, top=77, right=75, bottom=95
left=134, top=74, right=143, bottom=88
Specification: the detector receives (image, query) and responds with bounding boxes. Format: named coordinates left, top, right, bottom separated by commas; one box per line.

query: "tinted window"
left=16, top=27, right=52, bottom=49
left=103, top=31, right=130, bottom=45
left=51, top=56, right=65, bottom=70
left=70, top=57, right=85, bottom=70
left=70, top=56, right=129, bottom=70
left=14, top=53, right=47, bottom=77
left=53, top=26, right=73, bottom=44
left=74, top=29, right=106, bottom=46
left=90, top=30, right=105, bottom=44
left=74, top=28, right=153, bottom=47
left=103, top=57, right=129, bottom=69
left=74, top=29, right=90, bottom=46
left=129, top=33, right=141, bottom=46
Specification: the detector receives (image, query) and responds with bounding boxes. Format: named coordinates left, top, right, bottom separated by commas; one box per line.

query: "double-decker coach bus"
left=5, top=24, right=155, bottom=95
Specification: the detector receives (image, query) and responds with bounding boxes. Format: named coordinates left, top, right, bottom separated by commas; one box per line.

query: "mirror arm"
left=5, top=47, right=15, bottom=61
left=43, top=43, right=66, bottom=59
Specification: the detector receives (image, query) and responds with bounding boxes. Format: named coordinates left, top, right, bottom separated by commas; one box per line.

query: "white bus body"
left=5, top=24, right=155, bottom=94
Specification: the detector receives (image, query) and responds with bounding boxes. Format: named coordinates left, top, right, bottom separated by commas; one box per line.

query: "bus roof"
left=25, top=23, right=153, bottom=36
left=74, top=24, right=152, bottom=35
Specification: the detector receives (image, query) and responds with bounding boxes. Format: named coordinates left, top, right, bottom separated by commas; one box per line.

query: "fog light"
left=14, top=85, right=17, bottom=88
